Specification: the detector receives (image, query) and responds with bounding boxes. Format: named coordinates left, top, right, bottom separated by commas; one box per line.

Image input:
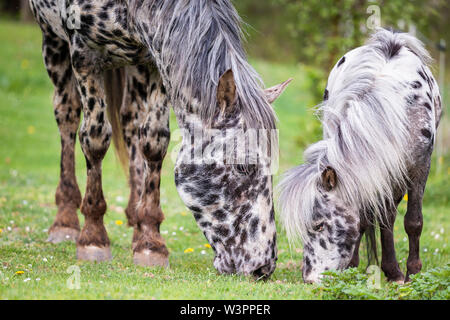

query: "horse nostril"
left=252, top=264, right=273, bottom=281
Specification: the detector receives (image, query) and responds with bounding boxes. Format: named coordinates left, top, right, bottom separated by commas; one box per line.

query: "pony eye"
left=313, top=223, right=325, bottom=232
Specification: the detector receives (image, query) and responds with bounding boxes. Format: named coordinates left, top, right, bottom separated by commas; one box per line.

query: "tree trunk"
left=20, top=0, right=33, bottom=22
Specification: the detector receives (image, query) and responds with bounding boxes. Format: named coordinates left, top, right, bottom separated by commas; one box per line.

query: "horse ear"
left=264, top=78, right=293, bottom=104
left=217, top=69, right=237, bottom=111
left=321, top=166, right=337, bottom=191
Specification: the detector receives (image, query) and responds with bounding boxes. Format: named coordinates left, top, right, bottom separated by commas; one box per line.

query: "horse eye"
left=313, top=222, right=325, bottom=232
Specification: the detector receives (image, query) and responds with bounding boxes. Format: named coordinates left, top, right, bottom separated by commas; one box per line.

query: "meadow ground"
left=0, top=20, right=448, bottom=300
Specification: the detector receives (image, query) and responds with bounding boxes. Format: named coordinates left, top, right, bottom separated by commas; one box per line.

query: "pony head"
left=279, top=162, right=360, bottom=283
left=175, top=70, right=291, bottom=279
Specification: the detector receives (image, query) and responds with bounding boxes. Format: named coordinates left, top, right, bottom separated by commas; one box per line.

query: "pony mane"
left=279, top=29, right=432, bottom=242
left=130, top=0, right=277, bottom=131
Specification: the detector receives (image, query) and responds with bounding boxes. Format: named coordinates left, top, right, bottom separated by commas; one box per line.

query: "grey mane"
left=130, top=0, right=277, bottom=131
left=279, top=29, right=433, bottom=242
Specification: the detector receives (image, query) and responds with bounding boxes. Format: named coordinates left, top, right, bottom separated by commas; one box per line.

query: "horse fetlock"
left=406, top=258, right=422, bottom=280
left=55, top=181, right=82, bottom=208
left=77, top=216, right=110, bottom=247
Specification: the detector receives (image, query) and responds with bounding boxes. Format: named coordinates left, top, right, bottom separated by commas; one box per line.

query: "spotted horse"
left=30, top=0, right=291, bottom=278
left=279, top=29, right=442, bottom=283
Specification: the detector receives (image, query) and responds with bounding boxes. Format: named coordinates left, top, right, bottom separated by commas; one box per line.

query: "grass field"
left=0, top=20, right=448, bottom=300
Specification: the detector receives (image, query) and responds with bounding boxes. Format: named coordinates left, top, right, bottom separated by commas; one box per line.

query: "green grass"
left=0, top=20, right=448, bottom=300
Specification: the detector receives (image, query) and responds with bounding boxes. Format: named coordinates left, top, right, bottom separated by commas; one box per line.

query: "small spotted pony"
left=279, top=29, right=442, bottom=283
left=30, top=0, right=291, bottom=278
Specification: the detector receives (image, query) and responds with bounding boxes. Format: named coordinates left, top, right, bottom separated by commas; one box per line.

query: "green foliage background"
left=235, top=0, right=447, bottom=67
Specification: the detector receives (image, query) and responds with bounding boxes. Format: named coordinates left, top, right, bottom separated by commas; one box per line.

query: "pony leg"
left=404, top=163, right=430, bottom=281
left=348, top=216, right=378, bottom=268
left=133, top=68, right=170, bottom=267
left=379, top=207, right=404, bottom=283
left=71, top=50, right=112, bottom=261
left=119, top=67, right=147, bottom=234
left=347, top=232, right=364, bottom=268
left=41, top=32, right=82, bottom=243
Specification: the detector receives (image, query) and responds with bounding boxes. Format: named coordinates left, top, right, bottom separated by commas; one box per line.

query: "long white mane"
left=279, top=29, right=433, bottom=242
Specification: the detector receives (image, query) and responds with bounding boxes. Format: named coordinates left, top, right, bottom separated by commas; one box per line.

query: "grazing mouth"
left=252, top=264, right=274, bottom=281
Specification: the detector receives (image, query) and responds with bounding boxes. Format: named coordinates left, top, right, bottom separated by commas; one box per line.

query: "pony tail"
left=104, top=68, right=129, bottom=175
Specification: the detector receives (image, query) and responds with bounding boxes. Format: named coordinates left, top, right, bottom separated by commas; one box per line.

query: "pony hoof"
left=47, top=227, right=79, bottom=243
left=76, top=245, right=112, bottom=261
left=133, top=250, right=169, bottom=268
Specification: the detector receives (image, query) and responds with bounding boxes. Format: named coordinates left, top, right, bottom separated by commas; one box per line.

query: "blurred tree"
left=0, top=0, right=20, bottom=16
left=236, top=0, right=446, bottom=69
left=235, top=0, right=447, bottom=102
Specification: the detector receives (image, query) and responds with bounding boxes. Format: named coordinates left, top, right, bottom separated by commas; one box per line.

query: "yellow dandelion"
left=15, top=270, right=25, bottom=275
left=27, top=126, right=36, bottom=135
left=115, top=220, right=123, bottom=226
left=0, top=228, right=3, bottom=233
left=204, top=244, right=211, bottom=249
left=184, top=248, right=194, bottom=253
left=21, top=59, right=29, bottom=70
left=180, top=211, right=188, bottom=216
left=403, top=194, right=408, bottom=202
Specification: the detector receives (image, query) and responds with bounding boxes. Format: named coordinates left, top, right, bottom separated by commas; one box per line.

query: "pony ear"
left=321, top=166, right=337, bottom=191
left=217, top=69, right=237, bottom=111
left=264, top=78, right=293, bottom=104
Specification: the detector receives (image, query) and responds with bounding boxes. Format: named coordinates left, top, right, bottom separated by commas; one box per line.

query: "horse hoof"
left=133, top=250, right=169, bottom=268
left=77, top=245, right=112, bottom=261
left=47, top=227, right=79, bottom=243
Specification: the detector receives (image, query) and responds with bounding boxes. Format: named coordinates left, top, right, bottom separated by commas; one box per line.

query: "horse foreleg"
left=132, top=67, right=170, bottom=267
left=41, top=32, right=82, bottom=243
left=71, top=49, right=112, bottom=261
left=379, top=201, right=405, bottom=283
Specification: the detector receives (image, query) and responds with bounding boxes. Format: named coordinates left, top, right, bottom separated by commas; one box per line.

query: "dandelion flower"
left=15, top=270, right=24, bottom=275
left=115, top=220, right=123, bottom=226
left=403, top=194, right=408, bottom=201
left=21, top=59, right=29, bottom=69
left=204, top=244, right=211, bottom=249
left=180, top=211, right=188, bottom=216
left=27, top=126, right=35, bottom=135
left=184, top=248, right=194, bottom=253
